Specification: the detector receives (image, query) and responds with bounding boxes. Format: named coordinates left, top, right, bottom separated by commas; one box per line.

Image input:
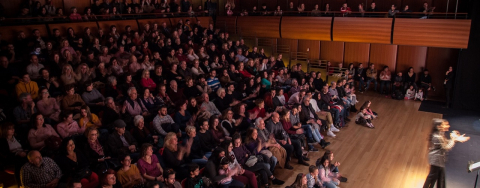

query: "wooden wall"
left=215, top=16, right=471, bottom=49
left=344, top=42, right=370, bottom=66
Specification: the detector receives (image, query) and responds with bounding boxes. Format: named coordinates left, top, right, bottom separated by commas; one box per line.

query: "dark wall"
left=454, top=0, right=480, bottom=110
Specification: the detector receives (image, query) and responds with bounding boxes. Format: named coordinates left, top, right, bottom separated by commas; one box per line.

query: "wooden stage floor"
left=272, top=93, right=442, bottom=188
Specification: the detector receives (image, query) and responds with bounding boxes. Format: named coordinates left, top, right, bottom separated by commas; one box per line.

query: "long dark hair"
left=360, top=100, right=371, bottom=110
left=208, top=147, right=226, bottom=166
left=290, top=173, right=306, bottom=188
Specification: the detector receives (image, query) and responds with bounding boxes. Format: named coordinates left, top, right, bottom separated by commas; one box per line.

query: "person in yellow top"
left=79, top=105, right=102, bottom=129
left=16, top=73, right=39, bottom=99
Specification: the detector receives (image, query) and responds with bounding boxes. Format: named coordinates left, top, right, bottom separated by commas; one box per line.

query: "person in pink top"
left=69, top=7, right=83, bottom=21
left=28, top=113, right=60, bottom=150
left=318, top=157, right=341, bottom=188
left=140, top=70, right=157, bottom=91
left=128, top=55, right=142, bottom=75
left=137, top=143, right=164, bottom=182
left=56, top=111, right=85, bottom=138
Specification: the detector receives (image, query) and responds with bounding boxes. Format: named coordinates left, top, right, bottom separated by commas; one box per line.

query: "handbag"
left=259, top=150, right=273, bottom=158
left=245, top=155, right=258, bottom=167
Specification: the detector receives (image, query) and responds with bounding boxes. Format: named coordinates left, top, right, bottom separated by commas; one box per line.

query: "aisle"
left=272, top=92, right=440, bottom=188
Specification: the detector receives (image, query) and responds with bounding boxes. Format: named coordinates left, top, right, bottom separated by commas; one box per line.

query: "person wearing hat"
left=107, top=119, right=139, bottom=162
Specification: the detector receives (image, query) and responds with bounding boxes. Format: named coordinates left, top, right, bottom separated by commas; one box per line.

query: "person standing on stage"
left=423, top=118, right=469, bottom=188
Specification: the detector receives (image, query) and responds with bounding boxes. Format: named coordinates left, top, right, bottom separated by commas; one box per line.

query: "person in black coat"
left=0, top=123, right=28, bottom=184
left=107, top=120, right=139, bottom=162
left=78, top=127, right=116, bottom=173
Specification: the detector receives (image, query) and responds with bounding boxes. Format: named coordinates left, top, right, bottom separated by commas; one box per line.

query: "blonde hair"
left=142, top=69, right=150, bottom=78
left=164, top=132, right=178, bottom=152
left=185, top=126, right=196, bottom=134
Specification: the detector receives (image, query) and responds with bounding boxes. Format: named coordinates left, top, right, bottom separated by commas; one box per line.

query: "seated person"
left=418, top=69, right=433, bottom=99
left=15, top=73, right=39, bottom=99
left=28, top=113, right=60, bottom=150
left=167, top=80, right=186, bottom=105
left=14, top=93, right=38, bottom=139
left=77, top=127, right=113, bottom=173
left=153, top=106, right=180, bottom=137
left=131, top=115, right=160, bottom=148
left=21, top=150, right=62, bottom=188
left=61, top=85, right=86, bottom=115
left=174, top=101, right=192, bottom=131
left=55, top=138, right=99, bottom=188
left=139, top=88, right=163, bottom=114
left=81, top=81, right=105, bottom=114
left=37, top=88, right=61, bottom=123
left=107, top=120, right=139, bottom=161
left=78, top=105, right=102, bottom=130
left=215, top=88, right=240, bottom=112
left=137, top=143, right=164, bottom=182
left=56, top=111, right=85, bottom=139
left=0, top=123, right=29, bottom=184
left=161, top=168, right=182, bottom=188
left=116, top=154, right=144, bottom=188
left=266, top=112, right=308, bottom=166
left=200, top=93, right=221, bottom=116
left=122, top=87, right=149, bottom=118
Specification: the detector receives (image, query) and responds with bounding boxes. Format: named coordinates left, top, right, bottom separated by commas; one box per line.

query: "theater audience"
left=0, top=10, right=457, bottom=188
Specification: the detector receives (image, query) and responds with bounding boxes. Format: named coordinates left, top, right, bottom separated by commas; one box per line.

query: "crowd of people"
left=0, top=1, right=455, bottom=187
left=227, top=1, right=437, bottom=18
left=0, top=0, right=218, bottom=22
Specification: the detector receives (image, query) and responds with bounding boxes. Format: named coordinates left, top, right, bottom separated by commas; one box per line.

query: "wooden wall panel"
left=195, top=17, right=214, bottom=27
left=425, top=47, right=459, bottom=98
left=215, top=16, right=237, bottom=34
left=320, top=41, right=344, bottom=65
left=281, top=17, right=331, bottom=41
left=48, top=22, right=98, bottom=36
left=369, top=44, right=398, bottom=72
left=97, top=20, right=139, bottom=34
left=393, top=19, right=471, bottom=49
left=344, top=42, right=370, bottom=66
left=396, top=45, right=427, bottom=74
left=333, top=17, right=392, bottom=44
left=277, top=38, right=298, bottom=53
left=237, top=16, right=280, bottom=38
left=298, top=40, right=321, bottom=60
left=0, top=24, right=49, bottom=43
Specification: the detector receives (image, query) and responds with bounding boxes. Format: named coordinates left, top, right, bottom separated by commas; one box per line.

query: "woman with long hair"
left=79, top=105, right=102, bottom=130
left=209, top=115, right=230, bottom=144
left=289, top=173, right=307, bottom=188
left=55, top=138, right=99, bottom=188
left=219, top=139, right=258, bottom=188
left=162, top=132, right=193, bottom=180
left=318, top=157, right=341, bottom=188
left=423, top=119, right=469, bottom=188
